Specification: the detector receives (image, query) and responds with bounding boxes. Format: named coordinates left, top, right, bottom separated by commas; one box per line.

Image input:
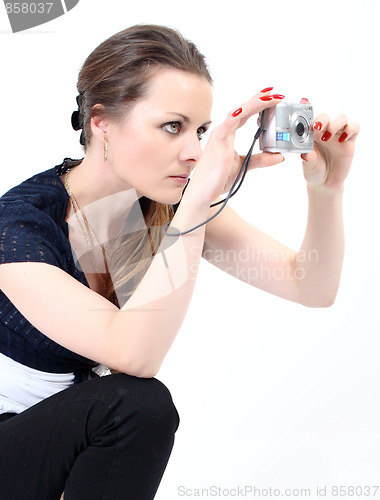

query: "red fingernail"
left=272, top=94, right=285, bottom=99
left=261, top=87, right=274, bottom=93
left=314, top=122, right=322, bottom=131
left=321, top=131, right=332, bottom=141
left=231, top=107, right=243, bottom=117
left=338, top=132, right=348, bottom=143
left=300, top=98, right=309, bottom=104
left=300, top=154, right=309, bottom=162
left=260, top=96, right=273, bottom=101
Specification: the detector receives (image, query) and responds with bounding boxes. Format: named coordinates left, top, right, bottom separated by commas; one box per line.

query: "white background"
left=0, top=0, right=379, bottom=498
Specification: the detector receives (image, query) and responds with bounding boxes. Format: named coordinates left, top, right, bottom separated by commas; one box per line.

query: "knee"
left=136, top=377, right=180, bottom=435
left=102, top=374, right=180, bottom=436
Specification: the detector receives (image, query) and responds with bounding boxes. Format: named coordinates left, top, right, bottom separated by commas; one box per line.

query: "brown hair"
left=75, top=24, right=212, bottom=306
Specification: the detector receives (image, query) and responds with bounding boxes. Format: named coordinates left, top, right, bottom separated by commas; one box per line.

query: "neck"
left=63, top=147, right=140, bottom=246
left=66, top=147, right=133, bottom=207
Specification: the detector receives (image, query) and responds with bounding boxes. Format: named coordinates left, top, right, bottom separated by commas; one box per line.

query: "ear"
left=90, top=104, right=110, bottom=140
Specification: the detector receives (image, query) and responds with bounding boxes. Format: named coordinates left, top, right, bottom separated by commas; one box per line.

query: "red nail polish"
left=321, top=131, right=332, bottom=142
left=261, top=87, right=274, bottom=93
left=314, top=122, right=322, bottom=131
left=338, top=132, right=348, bottom=143
left=300, top=154, right=309, bottom=162
left=231, top=107, right=243, bottom=117
left=272, top=94, right=285, bottom=99
left=300, top=98, right=309, bottom=104
left=260, top=96, right=273, bottom=101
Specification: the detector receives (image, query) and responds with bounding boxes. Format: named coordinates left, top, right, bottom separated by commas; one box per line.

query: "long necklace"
left=64, top=169, right=119, bottom=375
left=64, top=169, right=111, bottom=282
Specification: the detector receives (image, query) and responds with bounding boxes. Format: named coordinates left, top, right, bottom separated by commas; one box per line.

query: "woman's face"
left=106, top=69, right=213, bottom=204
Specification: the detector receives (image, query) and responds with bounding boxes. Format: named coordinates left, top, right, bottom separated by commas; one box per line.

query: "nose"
left=178, top=133, right=202, bottom=165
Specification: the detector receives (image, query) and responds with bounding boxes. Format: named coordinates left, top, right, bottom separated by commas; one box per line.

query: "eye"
left=197, top=126, right=208, bottom=141
left=162, top=122, right=182, bottom=135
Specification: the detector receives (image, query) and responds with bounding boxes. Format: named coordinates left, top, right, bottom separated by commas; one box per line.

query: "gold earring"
left=103, top=138, right=108, bottom=162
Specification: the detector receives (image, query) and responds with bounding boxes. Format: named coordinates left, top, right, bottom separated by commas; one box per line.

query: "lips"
left=169, top=174, right=189, bottom=184
left=170, top=173, right=189, bottom=179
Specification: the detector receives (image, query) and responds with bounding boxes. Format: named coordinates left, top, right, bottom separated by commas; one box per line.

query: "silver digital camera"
left=259, top=102, right=314, bottom=153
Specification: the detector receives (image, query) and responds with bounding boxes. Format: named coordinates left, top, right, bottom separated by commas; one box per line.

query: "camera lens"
left=296, top=122, right=305, bottom=136
left=287, top=106, right=314, bottom=150
left=293, top=116, right=309, bottom=144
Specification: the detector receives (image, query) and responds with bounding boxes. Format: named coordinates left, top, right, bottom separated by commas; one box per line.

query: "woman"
left=0, top=24, right=359, bottom=499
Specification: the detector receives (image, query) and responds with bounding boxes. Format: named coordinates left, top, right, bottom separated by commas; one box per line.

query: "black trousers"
left=0, top=373, right=180, bottom=500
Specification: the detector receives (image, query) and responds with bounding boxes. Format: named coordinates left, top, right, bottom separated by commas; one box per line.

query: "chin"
left=144, top=187, right=185, bottom=206
left=156, top=195, right=183, bottom=206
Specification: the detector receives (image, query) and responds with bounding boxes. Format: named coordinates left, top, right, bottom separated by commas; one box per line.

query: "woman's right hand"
left=187, top=88, right=286, bottom=206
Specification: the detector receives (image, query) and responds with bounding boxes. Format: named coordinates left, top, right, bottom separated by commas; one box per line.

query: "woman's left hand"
left=300, top=107, right=360, bottom=191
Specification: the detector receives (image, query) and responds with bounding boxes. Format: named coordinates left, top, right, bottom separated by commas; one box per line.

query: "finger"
left=241, top=152, right=285, bottom=170
left=260, top=86, right=274, bottom=94
left=313, top=114, right=349, bottom=142
left=300, top=149, right=327, bottom=184
left=313, top=113, right=330, bottom=133
left=325, top=114, right=349, bottom=139
left=314, top=114, right=360, bottom=144
left=216, top=89, right=286, bottom=139
left=300, top=149, right=318, bottom=165
left=336, top=121, right=360, bottom=143
left=313, top=113, right=336, bottom=142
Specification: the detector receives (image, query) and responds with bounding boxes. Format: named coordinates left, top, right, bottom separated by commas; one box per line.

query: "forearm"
left=294, top=184, right=345, bottom=307
left=111, top=190, right=209, bottom=377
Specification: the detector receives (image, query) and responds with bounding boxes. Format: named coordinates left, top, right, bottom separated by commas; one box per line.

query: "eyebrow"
left=168, top=112, right=212, bottom=127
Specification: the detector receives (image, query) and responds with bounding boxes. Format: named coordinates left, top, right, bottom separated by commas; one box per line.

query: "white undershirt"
left=0, top=353, right=75, bottom=414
